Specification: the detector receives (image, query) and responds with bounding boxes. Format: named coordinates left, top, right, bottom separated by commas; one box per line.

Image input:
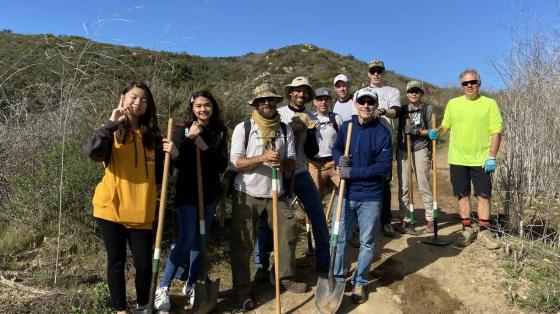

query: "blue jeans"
left=160, top=199, right=218, bottom=288
left=332, top=198, right=381, bottom=287
left=255, top=171, right=330, bottom=268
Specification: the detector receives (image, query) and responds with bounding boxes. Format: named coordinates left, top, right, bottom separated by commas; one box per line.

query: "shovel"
left=270, top=140, right=282, bottom=314
left=422, top=114, right=451, bottom=246
left=148, top=118, right=174, bottom=314
left=315, top=122, right=353, bottom=314
left=192, top=147, right=220, bottom=313
left=403, top=119, right=420, bottom=235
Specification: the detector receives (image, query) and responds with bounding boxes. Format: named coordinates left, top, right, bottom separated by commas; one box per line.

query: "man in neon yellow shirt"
left=429, top=69, right=502, bottom=249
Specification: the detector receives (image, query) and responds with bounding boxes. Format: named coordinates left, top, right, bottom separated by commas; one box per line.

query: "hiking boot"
left=254, top=267, right=270, bottom=283
left=133, top=304, right=148, bottom=314
left=182, top=282, right=195, bottom=305
left=425, top=220, right=434, bottom=234
left=154, top=286, right=171, bottom=311
left=280, top=279, right=308, bottom=294
left=395, top=220, right=410, bottom=234
left=454, top=226, right=478, bottom=247
left=351, top=285, right=368, bottom=304
left=382, top=223, right=395, bottom=237
left=235, top=294, right=255, bottom=310
left=478, top=229, right=501, bottom=250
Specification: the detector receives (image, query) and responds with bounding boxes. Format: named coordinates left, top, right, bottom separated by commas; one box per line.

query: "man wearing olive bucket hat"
left=229, top=83, right=305, bottom=310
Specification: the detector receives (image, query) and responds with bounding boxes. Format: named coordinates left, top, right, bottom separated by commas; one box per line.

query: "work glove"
left=484, top=157, right=497, bottom=173
left=373, top=108, right=387, bottom=119
left=404, top=125, right=420, bottom=136
left=291, top=114, right=317, bottom=133
left=338, top=155, right=352, bottom=167
left=338, top=166, right=351, bottom=179
left=427, top=129, right=439, bottom=140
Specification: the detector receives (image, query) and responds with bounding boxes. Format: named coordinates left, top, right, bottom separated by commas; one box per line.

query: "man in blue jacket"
left=331, top=87, right=392, bottom=304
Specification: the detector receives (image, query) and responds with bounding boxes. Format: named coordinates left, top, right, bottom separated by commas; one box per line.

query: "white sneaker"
left=182, top=282, right=196, bottom=305
left=154, top=286, right=171, bottom=311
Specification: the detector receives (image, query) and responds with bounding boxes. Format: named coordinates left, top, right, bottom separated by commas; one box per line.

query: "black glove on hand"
left=338, top=166, right=351, bottom=179
left=338, top=155, right=352, bottom=167
left=404, top=124, right=420, bottom=136
left=373, top=108, right=387, bottom=119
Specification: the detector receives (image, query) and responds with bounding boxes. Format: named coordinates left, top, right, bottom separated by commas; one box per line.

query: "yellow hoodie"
left=92, top=130, right=156, bottom=229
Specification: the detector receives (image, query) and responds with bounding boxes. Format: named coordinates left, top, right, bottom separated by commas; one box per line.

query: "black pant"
left=381, top=179, right=392, bottom=225
left=96, top=218, right=153, bottom=311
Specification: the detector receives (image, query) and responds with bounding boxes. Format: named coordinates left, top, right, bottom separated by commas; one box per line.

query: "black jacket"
left=172, top=124, right=228, bottom=206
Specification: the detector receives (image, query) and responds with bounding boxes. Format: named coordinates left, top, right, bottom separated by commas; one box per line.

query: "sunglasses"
left=461, top=80, right=480, bottom=87
left=357, top=98, right=378, bottom=106
left=407, top=88, right=423, bottom=94
left=256, top=97, right=277, bottom=103
left=369, top=68, right=384, bottom=75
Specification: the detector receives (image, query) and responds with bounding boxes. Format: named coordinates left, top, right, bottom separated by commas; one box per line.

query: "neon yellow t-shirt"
left=441, top=95, right=502, bottom=166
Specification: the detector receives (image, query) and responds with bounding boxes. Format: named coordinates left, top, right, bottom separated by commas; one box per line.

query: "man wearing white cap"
left=331, top=87, right=392, bottom=304
left=332, top=74, right=354, bottom=121
left=367, top=59, right=401, bottom=237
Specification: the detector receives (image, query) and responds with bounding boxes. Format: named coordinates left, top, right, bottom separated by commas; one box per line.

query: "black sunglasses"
left=407, top=88, right=423, bottom=94
left=256, top=97, right=277, bottom=103
left=369, top=68, right=384, bottom=75
left=357, top=98, right=377, bottom=106
left=461, top=80, right=480, bottom=87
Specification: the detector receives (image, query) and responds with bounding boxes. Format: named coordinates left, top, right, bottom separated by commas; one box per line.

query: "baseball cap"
left=333, top=74, right=350, bottom=85
left=353, top=87, right=378, bottom=102
left=314, top=87, right=332, bottom=99
left=406, top=80, right=424, bottom=93
left=368, top=59, right=385, bottom=70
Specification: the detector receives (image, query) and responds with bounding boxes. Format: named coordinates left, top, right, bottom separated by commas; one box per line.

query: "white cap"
left=333, top=74, right=350, bottom=85
left=353, top=87, right=378, bottom=102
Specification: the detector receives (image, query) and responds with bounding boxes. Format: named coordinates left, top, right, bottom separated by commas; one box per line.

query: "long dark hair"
left=116, top=81, right=161, bottom=149
left=183, top=90, right=225, bottom=129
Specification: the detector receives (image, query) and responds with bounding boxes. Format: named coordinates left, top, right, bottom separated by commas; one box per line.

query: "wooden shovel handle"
left=333, top=122, right=353, bottom=237
left=154, top=118, right=174, bottom=249
left=431, top=114, right=437, bottom=200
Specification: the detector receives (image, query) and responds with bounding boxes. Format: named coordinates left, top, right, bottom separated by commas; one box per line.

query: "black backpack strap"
left=244, top=120, right=251, bottom=150
left=328, top=112, right=338, bottom=132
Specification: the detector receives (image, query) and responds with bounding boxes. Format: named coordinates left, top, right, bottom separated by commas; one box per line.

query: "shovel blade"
left=422, top=237, right=452, bottom=246
left=315, top=275, right=345, bottom=314
left=192, top=277, right=220, bottom=314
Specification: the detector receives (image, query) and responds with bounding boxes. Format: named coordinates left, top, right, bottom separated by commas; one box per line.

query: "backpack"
left=225, top=120, right=288, bottom=196
left=328, top=112, right=339, bottom=133
left=243, top=120, right=287, bottom=150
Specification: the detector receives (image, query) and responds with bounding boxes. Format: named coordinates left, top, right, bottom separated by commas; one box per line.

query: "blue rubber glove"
left=338, top=166, right=351, bottom=179
left=484, top=157, right=497, bottom=173
left=338, top=155, right=352, bottom=167
left=427, top=129, right=439, bottom=140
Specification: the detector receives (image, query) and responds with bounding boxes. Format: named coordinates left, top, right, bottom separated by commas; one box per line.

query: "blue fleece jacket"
left=332, top=116, right=392, bottom=201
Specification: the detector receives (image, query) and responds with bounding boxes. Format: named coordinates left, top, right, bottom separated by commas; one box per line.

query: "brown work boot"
left=454, top=226, right=478, bottom=247
left=280, top=279, right=308, bottom=294
left=351, top=285, right=368, bottom=304
left=477, top=229, right=501, bottom=250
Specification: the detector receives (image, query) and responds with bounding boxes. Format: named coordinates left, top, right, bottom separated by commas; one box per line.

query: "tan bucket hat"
left=248, top=83, right=284, bottom=106
left=283, top=76, right=315, bottom=100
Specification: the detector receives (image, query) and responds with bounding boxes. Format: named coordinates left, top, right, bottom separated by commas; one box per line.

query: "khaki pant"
left=397, top=147, right=434, bottom=222
left=308, top=159, right=339, bottom=199
left=230, top=191, right=297, bottom=296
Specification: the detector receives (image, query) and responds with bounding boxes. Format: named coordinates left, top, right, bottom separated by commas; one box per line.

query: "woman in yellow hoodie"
left=84, top=81, right=172, bottom=313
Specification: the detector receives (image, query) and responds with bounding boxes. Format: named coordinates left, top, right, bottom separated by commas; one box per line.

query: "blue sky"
left=1, top=0, right=558, bottom=90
